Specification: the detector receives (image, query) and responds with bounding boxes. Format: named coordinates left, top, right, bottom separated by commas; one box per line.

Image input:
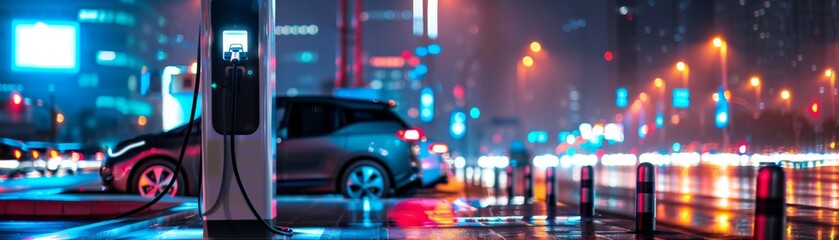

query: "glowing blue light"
left=672, top=142, right=681, bottom=152
left=527, top=131, right=548, bottom=144
left=655, top=113, right=664, bottom=128
left=450, top=110, right=467, bottom=139
left=672, top=88, right=690, bottom=108
left=428, top=44, right=442, bottom=55
left=566, top=148, right=576, bottom=156
left=469, top=107, right=480, bottom=119
left=420, top=87, right=434, bottom=123
left=415, top=64, right=428, bottom=75
left=616, top=88, right=629, bottom=108
left=715, top=86, right=729, bottom=128
left=408, top=70, right=420, bottom=80
left=415, top=46, right=428, bottom=57
left=12, top=20, right=79, bottom=73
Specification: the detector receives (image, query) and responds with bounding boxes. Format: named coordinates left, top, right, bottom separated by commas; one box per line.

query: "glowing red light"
left=95, top=152, right=105, bottom=161
left=408, top=57, right=421, bottom=67
left=429, top=143, right=449, bottom=154
left=401, top=50, right=412, bottom=59
left=492, top=134, right=503, bottom=143
left=626, top=13, right=634, bottom=21
left=71, top=152, right=82, bottom=161
left=453, top=85, right=465, bottom=100
left=604, top=51, right=614, bottom=62
left=397, top=128, right=424, bottom=142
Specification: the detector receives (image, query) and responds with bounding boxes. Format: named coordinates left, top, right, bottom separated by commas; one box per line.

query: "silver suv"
left=100, top=96, right=422, bottom=199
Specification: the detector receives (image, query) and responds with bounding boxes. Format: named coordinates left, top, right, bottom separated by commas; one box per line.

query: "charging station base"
left=204, top=219, right=273, bottom=238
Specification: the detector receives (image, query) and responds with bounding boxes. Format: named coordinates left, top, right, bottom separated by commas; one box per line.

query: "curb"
left=0, top=199, right=181, bottom=218
left=29, top=203, right=199, bottom=239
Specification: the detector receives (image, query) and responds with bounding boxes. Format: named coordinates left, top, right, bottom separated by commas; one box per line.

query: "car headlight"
left=107, top=140, right=146, bottom=158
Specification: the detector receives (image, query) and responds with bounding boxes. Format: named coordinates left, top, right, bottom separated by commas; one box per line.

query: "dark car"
left=1, top=138, right=30, bottom=178
left=100, top=96, right=423, bottom=198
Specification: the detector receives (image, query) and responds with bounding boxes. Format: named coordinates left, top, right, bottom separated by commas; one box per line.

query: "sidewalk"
left=27, top=196, right=704, bottom=239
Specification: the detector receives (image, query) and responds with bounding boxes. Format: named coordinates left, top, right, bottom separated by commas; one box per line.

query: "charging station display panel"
left=221, top=30, right=248, bottom=53
left=210, top=0, right=261, bottom=135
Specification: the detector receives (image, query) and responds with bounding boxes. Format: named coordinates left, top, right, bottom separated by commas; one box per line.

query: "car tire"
left=130, top=159, right=185, bottom=197
left=339, top=160, right=391, bottom=199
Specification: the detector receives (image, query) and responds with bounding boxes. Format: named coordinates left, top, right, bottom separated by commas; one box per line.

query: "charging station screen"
left=221, top=30, right=248, bottom=53
left=12, top=20, right=79, bottom=72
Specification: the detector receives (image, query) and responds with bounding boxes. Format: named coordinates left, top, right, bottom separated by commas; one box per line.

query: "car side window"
left=286, top=103, right=338, bottom=139
left=344, top=109, right=399, bottom=125
left=273, top=103, right=286, bottom=136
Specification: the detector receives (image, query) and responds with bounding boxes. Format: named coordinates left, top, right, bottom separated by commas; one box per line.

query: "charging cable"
left=106, top=31, right=203, bottom=221
left=224, top=44, right=293, bottom=236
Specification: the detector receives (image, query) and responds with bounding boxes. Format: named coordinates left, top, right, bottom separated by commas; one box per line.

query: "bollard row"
left=538, top=160, right=785, bottom=238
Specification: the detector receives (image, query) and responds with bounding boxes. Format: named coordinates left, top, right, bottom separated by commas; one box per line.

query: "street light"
left=529, top=41, right=542, bottom=53
left=751, top=76, right=761, bottom=111
left=826, top=68, right=836, bottom=123
left=654, top=78, right=664, bottom=88
left=780, top=89, right=791, bottom=100
left=712, top=36, right=730, bottom=149
left=781, top=89, right=791, bottom=112
left=675, top=61, right=689, bottom=87
left=522, top=56, right=534, bottom=68
left=713, top=37, right=723, bottom=48
left=750, top=77, right=760, bottom=87
left=676, top=61, right=686, bottom=72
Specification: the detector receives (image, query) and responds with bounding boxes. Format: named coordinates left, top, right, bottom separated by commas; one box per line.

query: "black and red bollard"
left=580, top=165, right=595, bottom=218
left=636, top=162, right=656, bottom=234
left=493, top=166, right=501, bottom=197
left=545, top=165, right=557, bottom=223
left=525, top=165, right=534, bottom=202
left=753, top=164, right=785, bottom=240
left=507, top=165, right=516, bottom=205
left=546, top=165, right=557, bottom=208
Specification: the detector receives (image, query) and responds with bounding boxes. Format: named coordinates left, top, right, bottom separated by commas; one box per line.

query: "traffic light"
left=450, top=110, right=466, bottom=139
left=655, top=112, right=664, bottom=128
left=616, top=87, right=628, bottom=108
left=810, top=99, right=821, bottom=119
left=420, top=87, right=434, bottom=123
left=715, top=87, right=729, bottom=128
left=738, top=143, right=749, bottom=154
left=638, top=124, right=649, bottom=139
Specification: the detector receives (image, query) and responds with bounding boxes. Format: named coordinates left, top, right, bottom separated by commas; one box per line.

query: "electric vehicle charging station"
left=199, top=0, right=279, bottom=238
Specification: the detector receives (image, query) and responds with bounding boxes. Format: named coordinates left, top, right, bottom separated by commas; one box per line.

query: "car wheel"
left=340, top=160, right=391, bottom=199
left=130, top=159, right=185, bottom=197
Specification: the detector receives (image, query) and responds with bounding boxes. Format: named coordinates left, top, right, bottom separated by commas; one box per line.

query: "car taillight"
left=95, top=152, right=105, bottom=161
left=31, top=150, right=40, bottom=159
left=429, top=143, right=449, bottom=154
left=49, top=150, right=59, bottom=159
left=397, top=128, right=424, bottom=142
left=13, top=149, right=22, bottom=159
left=71, top=152, right=82, bottom=161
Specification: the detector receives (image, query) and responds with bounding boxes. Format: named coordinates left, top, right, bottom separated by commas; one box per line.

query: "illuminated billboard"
left=11, top=20, right=79, bottom=73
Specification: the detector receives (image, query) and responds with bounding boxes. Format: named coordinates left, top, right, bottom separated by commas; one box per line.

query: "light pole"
left=655, top=78, right=666, bottom=144
left=751, top=76, right=762, bottom=116
left=676, top=61, right=689, bottom=88
left=714, top=37, right=730, bottom=150
left=781, top=89, right=791, bottom=112
left=826, top=69, right=836, bottom=123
